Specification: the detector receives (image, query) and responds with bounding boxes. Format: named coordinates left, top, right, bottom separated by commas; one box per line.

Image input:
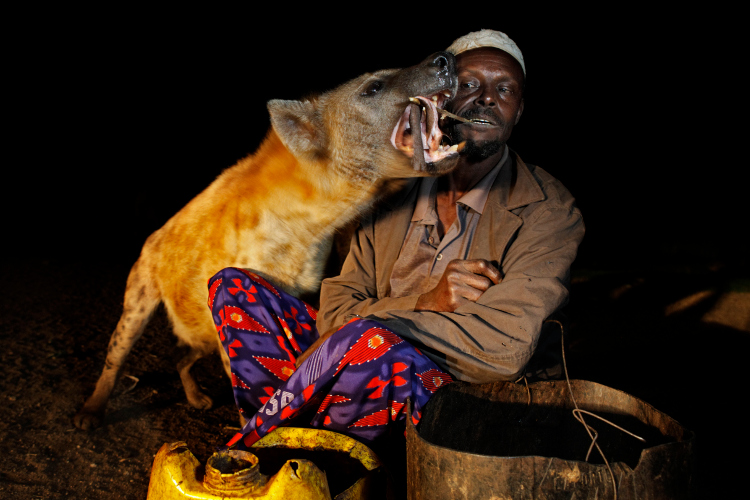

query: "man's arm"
left=317, top=179, right=584, bottom=382
left=415, top=259, right=502, bottom=312
left=317, top=216, right=422, bottom=327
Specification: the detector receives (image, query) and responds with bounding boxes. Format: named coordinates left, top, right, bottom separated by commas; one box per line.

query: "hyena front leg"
left=74, top=261, right=161, bottom=430
left=215, top=336, right=247, bottom=426
left=164, top=293, right=221, bottom=411
left=175, top=337, right=216, bottom=410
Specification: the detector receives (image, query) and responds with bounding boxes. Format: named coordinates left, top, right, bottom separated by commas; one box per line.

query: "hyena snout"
left=412, top=51, right=457, bottom=94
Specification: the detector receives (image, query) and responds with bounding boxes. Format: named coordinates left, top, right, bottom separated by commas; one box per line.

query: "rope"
left=513, top=374, right=530, bottom=405
left=545, top=319, right=646, bottom=500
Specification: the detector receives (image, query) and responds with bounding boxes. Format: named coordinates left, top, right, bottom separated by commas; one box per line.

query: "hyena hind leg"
left=74, top=268, right=161, bottom=430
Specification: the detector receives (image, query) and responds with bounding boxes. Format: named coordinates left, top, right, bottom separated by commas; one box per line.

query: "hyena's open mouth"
left=390, top=91, right=465, bottom=172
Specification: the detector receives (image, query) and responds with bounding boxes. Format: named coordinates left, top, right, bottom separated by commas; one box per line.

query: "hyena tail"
left=73, top=259, right=161, bottom=430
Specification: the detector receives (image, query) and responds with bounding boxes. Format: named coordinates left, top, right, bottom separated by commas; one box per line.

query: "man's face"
left=444, top=47, right=525, bottom=161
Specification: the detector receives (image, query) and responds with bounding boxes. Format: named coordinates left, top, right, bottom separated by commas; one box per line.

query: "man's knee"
left=209, top=267, right=251, bottom=284
left=336, top=318, right=393, bottom=337
left=329, top=318, right=409, bottom=355
left=208, top=268, right=269, bottom=302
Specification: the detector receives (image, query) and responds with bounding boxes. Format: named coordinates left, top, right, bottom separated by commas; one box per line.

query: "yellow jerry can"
left=146, top=427, right=388, bottom=499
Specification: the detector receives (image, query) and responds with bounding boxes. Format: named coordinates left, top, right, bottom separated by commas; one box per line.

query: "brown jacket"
left=318, top=153, right=585, bottom=383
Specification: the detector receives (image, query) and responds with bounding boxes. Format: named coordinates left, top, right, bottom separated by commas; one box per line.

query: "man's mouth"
left=452, top=109, right=501, bottom=127
left=465, top=118, right=494, bottom=126
left=391, top=92, right=464, bottom=171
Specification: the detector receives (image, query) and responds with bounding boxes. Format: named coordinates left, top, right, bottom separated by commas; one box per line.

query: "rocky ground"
left=1, top=257, right=746, bottom=498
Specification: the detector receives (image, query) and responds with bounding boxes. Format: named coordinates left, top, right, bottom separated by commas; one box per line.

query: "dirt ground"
left=1, top=257, right=747, bottom=499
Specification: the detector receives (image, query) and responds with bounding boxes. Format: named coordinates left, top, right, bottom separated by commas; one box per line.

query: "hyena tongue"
left=409, top=102, right=426, bottom=172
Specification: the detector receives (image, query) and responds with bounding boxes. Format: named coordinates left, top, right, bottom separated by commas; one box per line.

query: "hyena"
left=74, top=51, right=463, bottom=430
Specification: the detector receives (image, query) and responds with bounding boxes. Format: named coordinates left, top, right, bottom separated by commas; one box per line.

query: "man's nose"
left=474, top=88, right=497, bottom=107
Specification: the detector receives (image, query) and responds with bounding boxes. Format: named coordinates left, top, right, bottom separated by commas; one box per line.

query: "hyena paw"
left=186, top=391, right=213, bottom=410
left=73, top=408, right=104, bottom=430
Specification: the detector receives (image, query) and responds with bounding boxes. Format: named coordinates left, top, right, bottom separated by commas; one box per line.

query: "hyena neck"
left=225, top=130, right=388, bottom=296
left=252, top=130, right=385, bottom=234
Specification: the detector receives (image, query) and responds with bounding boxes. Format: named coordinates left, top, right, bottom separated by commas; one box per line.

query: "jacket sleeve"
left=317, top=215, right=422, bottom=330
left=318, top=175, right=584, bottom=383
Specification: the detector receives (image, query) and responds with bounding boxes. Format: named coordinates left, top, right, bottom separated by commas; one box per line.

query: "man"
left=209, top=30, right=584, bottom=450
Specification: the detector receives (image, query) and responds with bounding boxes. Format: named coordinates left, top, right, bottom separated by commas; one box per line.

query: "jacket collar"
left=381, top=149, right=544, bottom=211
left=485, top=150, right=546, bottom=212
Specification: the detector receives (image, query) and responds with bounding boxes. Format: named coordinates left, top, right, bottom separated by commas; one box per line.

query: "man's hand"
left=415, top=259, right=501, bottom=313
left=295, top=325, right=339, bottom=368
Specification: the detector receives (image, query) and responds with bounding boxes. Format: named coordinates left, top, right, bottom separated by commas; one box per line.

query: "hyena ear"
left=268, top=99, right=327, bottom=159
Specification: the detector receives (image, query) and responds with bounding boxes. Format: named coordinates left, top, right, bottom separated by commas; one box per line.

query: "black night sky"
left=1, top=7, right=746, bottom=498
left=5, top=9, right=744, bottom=273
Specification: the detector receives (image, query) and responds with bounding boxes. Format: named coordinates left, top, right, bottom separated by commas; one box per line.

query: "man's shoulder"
left=509, top=154, right=578, bottom=213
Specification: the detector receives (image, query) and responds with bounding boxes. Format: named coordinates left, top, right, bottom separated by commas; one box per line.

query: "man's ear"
left=267, top=99, right=327, bottom=159
left=514, top=98, right=525, bottom=126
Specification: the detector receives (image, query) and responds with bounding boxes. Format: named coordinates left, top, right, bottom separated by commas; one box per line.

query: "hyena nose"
left=427, top=51, right=456, bottom=81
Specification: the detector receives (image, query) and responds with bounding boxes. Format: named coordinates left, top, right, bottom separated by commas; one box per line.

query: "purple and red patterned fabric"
left=208, top=267, right=453, bottom=450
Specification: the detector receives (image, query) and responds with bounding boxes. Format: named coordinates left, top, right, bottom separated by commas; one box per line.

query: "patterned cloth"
left=208, top=267, right=453, bottom=450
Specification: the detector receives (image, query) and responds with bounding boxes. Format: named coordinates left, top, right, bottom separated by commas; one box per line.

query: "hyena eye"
left=361, top=80, right=384, bottom=96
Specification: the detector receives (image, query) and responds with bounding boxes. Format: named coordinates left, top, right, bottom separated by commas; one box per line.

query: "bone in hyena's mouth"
left=391, top=91, right=468, bottom=172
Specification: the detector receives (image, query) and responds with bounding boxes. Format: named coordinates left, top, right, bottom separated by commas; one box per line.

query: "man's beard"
left=461, top=139, right=504, bottom=162
left=446, top=109, right=505, bottom=162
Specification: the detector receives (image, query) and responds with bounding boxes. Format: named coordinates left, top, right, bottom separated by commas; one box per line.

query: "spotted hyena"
left=74, top=51, right=462, bottom=429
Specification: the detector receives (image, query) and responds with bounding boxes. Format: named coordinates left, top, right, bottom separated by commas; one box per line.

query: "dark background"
left=5, top=8, right=745, bottom=274
left=2, top=7, right=746, bottom=498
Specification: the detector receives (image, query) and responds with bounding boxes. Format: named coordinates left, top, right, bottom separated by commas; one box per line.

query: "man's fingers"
left=457, top=284, right=485, bottom=303
left=416, top=260, right=502, bottom=313
left=450, top=271, right=495, bottom=295
left=455, top=259, right=502, bottom=285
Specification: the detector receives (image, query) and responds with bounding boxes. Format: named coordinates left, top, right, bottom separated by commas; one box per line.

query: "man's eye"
left=361, top=81, right=384, bottom=96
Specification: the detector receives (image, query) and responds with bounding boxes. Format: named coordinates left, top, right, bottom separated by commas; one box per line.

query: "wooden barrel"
left=406, top=380, right=695, bottom=499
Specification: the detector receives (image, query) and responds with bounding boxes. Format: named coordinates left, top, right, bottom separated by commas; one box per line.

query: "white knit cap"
left=446, top=29, right=526, bottom=76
